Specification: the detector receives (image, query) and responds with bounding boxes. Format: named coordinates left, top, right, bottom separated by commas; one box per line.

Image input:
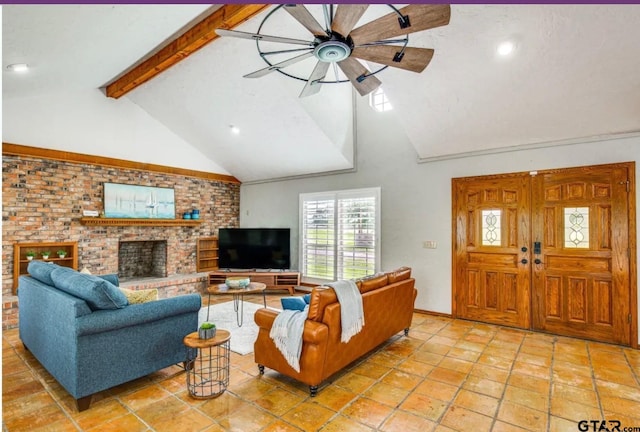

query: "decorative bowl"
left=225, top=277, right=250, bottom=288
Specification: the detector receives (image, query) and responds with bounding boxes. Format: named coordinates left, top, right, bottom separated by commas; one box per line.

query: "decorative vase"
left=26, top=256, right=34, bottom=261
left=42, top=255, right=49, bottom=260
left=198, top=327, right=216, bottom=339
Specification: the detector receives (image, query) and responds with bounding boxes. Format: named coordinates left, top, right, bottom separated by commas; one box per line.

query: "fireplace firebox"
left=118, top=240, right=167, bottom=280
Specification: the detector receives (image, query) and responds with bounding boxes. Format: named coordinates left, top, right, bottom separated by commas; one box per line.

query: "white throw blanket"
left=328, top=279, right=365, bottom=343
left=270, top=306, right=309, bottom=372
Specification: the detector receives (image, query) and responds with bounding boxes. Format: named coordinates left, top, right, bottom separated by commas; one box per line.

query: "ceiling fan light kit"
left=314, top=41, right=351, bottom=62
left=215, top=4, right=451, bottom=98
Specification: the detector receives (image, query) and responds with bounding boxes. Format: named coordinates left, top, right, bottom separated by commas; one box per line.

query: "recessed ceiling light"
left=497, top=41, right=515, bottom=57
left=6, top=63, right=29, bottom=73
left=230, top=125, right=240, bottom=135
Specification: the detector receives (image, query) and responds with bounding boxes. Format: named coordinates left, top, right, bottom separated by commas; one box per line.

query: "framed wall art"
left=103, top=183, right=176, bottom=219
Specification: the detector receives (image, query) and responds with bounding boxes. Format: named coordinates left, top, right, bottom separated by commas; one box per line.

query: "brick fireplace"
left=118, top=240, right=167, bottom=280
left=2, top=146, right=241, bottom=329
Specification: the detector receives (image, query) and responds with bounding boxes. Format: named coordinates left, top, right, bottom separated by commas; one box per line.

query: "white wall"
left=240, top=96, right=640, bottom=342
left=2, top=90, right=229, bottom=175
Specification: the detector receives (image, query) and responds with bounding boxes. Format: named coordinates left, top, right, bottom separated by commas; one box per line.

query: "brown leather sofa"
left=254, top=267, right=417, bottom=396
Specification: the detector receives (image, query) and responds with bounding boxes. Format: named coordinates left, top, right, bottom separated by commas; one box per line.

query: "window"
left=369, top=87, right=393, bottom=112
left=564, top=207, right=590, bottom=248
left=300, top=188, right=380, bottom=282
left=481, top=209, right=502, bottom=246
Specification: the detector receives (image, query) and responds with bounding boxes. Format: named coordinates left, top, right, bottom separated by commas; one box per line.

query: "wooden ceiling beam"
left=105, top=4, right=269, bottom=99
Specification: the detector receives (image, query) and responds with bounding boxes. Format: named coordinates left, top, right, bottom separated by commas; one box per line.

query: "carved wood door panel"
left=453, top=162, right=635, bottom=345
left=453, top=174, right=531, bottom=329
left=531, top=164, right=633, bottom=345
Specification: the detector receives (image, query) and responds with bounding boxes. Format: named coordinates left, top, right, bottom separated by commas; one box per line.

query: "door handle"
left=520, top=259, right=528, bottom=264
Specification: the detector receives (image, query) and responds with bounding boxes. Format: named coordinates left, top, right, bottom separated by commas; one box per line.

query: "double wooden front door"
left=453, top=162, right=635, bottom=346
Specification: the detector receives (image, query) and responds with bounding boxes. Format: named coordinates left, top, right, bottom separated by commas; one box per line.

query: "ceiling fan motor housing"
left=313, top=33, right=353, bottom=63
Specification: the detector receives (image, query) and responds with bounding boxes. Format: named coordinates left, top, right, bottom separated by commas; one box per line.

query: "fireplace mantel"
left=80, top=217, right=201, bottom=227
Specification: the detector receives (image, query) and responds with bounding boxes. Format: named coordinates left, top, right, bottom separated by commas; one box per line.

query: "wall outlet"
left=423, top=241, right=437, bottom=249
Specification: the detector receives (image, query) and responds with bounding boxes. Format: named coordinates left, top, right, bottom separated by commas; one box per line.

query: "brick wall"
left=2, top=153, right=240, bottom=329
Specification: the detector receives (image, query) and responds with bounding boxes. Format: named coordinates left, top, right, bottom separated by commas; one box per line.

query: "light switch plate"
left=423, top=241, right=437, bottom=249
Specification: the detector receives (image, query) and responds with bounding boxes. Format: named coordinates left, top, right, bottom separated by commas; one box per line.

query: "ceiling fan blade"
left=283, top=4, right=328, bottom=37
left=331, top=5, right=368, bottom=37
left=299, top=61, right=330, bottom=98
left=351, top=46, right=434, bottom=73
left=337, top=57, right=382, bottom=97
left=349, top=4, right=451, bottom=46
left=243, top=52, right=314, bottom=79
left=215, top=29, right=314, bottom=47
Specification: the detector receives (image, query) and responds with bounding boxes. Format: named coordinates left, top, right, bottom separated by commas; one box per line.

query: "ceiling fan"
left=216, top=4, right=451, bottom=98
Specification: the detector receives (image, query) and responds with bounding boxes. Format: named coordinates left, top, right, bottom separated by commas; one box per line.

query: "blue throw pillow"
left=303, top=294, right=311, bottom=304
left=281, top=297, right=307, bottom=311
left=50, top=268, right=128, bottom=310
left=27, top=261, right=70, bottom=285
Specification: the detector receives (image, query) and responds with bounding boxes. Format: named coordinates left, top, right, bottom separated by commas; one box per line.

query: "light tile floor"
left=3, top=293, right=640, bottom=432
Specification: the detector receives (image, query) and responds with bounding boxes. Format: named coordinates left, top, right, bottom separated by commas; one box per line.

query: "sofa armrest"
left=77, top=294, right=201, bottom=336
left=254, top=308, right=328, bottom=344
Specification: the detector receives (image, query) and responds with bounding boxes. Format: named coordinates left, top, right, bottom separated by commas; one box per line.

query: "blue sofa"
left=18, top=261, right=201, bottom=411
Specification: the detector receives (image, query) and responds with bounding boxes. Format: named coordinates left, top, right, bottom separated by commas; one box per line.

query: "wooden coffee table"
left=206, top=282, right=267, bottom=326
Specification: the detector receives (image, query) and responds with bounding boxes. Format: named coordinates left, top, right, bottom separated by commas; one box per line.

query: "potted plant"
left=198, top=322, right=216, bottom=339
left=57, top=249, right=67, bottom=258
left=41, top=251, right=51, bottom=260
left=26, top=251, right=36, bottom=261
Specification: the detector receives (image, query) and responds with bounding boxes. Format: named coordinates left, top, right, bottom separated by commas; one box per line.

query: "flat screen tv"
left=218, top=228, right=291, bottom=270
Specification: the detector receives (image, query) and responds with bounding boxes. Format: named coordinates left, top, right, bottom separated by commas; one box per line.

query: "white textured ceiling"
left=3, top=4, right=640, bottom=182
left=2, top=4, right=214, bottom=98
left=384, top=5, right=640, bottom=159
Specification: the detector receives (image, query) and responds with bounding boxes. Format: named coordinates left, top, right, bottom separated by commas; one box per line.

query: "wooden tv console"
left=208, top=270, right=300, bottom=295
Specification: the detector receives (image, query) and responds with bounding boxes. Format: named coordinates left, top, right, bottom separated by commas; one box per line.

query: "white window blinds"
left=300, top=188, right=380, bottom=282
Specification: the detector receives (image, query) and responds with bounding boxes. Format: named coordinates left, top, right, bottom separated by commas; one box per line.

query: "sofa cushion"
left=281, top=297, right=307, bottom=311
left=97, top=273, right=119, bottom=287
left=307, top=287, right=338, bottom=322
left=388, top=266, right=412, bottom=283
left=50, top=268, right=129, bottom=310
left=27, top=261, right=71, bottom=286
left=359, top=274, right=389, bottom=294
left=119, top=288, right=158, bottom=304
left=80, top=269, right=119, bottom=287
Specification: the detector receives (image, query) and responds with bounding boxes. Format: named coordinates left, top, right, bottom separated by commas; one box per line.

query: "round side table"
left=206, top=282, right=267, bottom=327
left=183, top=329, right=231, bottom=399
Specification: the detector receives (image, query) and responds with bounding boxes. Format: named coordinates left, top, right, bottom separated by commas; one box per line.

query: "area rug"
left=198, top=301, right=278, bottom=355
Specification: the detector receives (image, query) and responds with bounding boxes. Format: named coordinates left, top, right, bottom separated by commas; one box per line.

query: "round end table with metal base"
left=183, top=330, right=231, bottom=399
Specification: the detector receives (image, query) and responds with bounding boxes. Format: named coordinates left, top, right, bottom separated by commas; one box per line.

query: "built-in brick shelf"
left=119, top=273, right=209, bottom=298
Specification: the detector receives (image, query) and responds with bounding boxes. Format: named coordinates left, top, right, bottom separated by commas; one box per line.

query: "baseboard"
left=414, top=308, right=453, bottom=318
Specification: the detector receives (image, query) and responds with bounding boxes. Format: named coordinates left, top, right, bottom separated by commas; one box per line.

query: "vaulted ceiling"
left=3, top=4, right=640, bottom=182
